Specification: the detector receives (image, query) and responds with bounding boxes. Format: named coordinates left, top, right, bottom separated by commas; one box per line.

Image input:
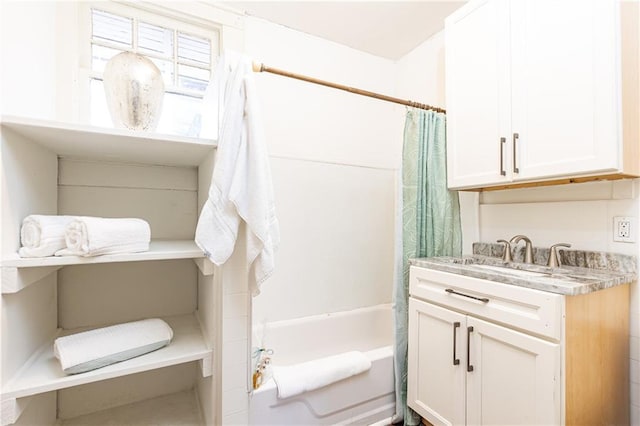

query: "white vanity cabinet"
left=409, top=298, right=559, bottom=425
left=407, top=265, right=630, bottom=425
left=445, top=0, right=639, bottom=190
left=0, top=116, right=219, bottom=425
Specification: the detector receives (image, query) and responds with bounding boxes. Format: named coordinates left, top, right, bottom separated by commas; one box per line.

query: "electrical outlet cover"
left=613, top=216, right=635, bottom=243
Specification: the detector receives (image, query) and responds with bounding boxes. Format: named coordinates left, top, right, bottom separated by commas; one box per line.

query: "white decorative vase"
left=103, top=52, right=164, bottom=131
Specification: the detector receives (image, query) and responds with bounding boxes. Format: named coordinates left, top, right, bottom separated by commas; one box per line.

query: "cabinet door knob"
left=499, top=137, right=506, bottom=176
left=453, top=321, right=461, bottom=366
left=513, top=132, right=520, bottom=173
left=467, top=326, right=474, bottom=372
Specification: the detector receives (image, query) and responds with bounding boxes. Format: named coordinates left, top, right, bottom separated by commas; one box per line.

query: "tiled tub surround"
left=410, top=243, right=637, bottom=296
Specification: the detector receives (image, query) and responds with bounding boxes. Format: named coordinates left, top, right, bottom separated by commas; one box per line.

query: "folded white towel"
left=55, top=217, right=150, bottom=257
left=271, top=351, right=372, bottom=399
left=54, top=318, right=173, bottom=374
left=18, top=215, right=76, bottom=258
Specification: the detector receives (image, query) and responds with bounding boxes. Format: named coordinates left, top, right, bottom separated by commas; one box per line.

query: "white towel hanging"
left=195, top=50, right=280, bottom=296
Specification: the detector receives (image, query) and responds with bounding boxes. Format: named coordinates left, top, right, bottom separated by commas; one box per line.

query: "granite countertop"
left=409, top=243, right=637, bottom=296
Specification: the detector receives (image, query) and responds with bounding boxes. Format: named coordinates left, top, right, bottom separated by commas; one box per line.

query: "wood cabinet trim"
left=565, top=284, right=630, bottom=425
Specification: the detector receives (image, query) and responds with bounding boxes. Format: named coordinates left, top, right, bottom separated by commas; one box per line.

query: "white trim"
left=115, top=1, right=244, bottom=31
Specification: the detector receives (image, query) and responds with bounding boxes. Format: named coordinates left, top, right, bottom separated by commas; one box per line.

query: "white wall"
left=0, top=1, right=57, bottom=118
left=245, top=17, right=401, bottom=324
left=396, top=31, right=479, bottom=255
left=396, top=31, right=446, bottom=112
left=246, top=17, right=403, bottom=170
left=397, top=28, right=640, bottom=423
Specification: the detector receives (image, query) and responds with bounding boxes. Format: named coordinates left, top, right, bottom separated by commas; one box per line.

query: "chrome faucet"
left=496, top=239, right=513, bottom=262
left=510, top=235, right=534, bottom=264
left=547, top=243, right=571, bottom=268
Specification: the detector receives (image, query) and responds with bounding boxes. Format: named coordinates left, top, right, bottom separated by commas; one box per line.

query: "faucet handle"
left=547, top=243, right=571, bottom=268
left=497, top=239, right=513, bottom=262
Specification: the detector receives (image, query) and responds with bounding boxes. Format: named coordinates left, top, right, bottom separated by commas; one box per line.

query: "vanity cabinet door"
left=465, top=316, right=561, bottom=426
left=408, top=298, right=466, bottom=426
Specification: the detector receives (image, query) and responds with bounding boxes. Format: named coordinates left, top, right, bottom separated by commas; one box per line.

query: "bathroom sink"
left=471, top=264, right=549, bottom=277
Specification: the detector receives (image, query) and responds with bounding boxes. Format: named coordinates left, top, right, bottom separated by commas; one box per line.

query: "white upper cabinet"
left=445, top=0, right=639, bottom=190
left=445, top=0, right=511, bottom=189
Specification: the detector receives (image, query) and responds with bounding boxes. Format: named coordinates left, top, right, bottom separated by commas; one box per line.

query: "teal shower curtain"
left=393, top=108, right=462, bottom=425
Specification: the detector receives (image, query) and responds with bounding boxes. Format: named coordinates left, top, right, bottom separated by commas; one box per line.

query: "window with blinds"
left=88, top=7, right=219, bottom=137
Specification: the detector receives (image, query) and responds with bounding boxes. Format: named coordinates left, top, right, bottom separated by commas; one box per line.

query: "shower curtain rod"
left=252, top=62, right=446, bottom=114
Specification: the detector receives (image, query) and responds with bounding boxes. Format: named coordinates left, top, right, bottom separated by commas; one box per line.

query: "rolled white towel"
left=55, top=217, right=150, bottom=257
left=272, top=351, right=372, bottom=399
left=54, top=318, right=173, bottom=374
left=19, top=215, right=76, bottom=258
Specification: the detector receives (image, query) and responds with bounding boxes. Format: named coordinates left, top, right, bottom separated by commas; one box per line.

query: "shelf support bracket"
left=193, top=258, right=214, bottom=276
left=199, top=352, right=213, bottom=378
left=1, top=396, right=33, bottom=426
left=1, top=266, right=62, bottom=294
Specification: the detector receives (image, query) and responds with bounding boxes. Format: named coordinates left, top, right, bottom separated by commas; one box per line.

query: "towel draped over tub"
left=271, top=351, right=372, bottom=399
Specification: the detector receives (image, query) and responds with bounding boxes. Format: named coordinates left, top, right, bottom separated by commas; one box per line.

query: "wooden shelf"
left=0, top=115, right=216, bottom=167
left=1, top=240, right=205, bottom=268
left=1, top=240, right=213, bottom=294
left=1, top=314, right=212, bottom=402
left=58, top=389, right=204, bottom=425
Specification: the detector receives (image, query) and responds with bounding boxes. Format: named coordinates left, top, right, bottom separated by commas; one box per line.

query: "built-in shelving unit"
left=1, top=240, right=205, bottom=268
left=0, top=115, right=216, bottom=167
left=0, top=116, right=218, bottom=425
left=58, top=389, right=204, bottom=425
left=2, top=313, right=212, bottom=401
left=1, top=240, right=213, bottom=294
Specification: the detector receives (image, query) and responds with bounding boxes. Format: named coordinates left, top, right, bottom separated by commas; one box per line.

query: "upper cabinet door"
left=445, top=0, right=512, bottom=189
left=445, top=0, right=630, bottom=190
left=510, top=0, right=620, bottom=181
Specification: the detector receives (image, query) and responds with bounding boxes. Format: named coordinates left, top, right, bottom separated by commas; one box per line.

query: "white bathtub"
left=249, top=304, right=396, bottom=426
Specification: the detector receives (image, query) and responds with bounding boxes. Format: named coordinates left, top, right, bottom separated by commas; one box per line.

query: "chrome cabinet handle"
left=452, top=321, right=461, bottom=366
left=513, top=132, right=520, bottom=173
left=499, top=137, right=506, bottom=176
left=467, top=326, right=474, bottom=372
left=445, top=288, right=489, bottom=303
